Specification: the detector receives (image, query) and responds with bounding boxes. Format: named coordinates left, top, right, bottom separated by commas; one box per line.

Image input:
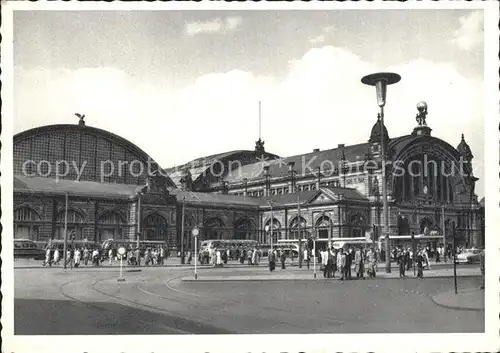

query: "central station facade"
left=13, top=105, right=484, bottom=252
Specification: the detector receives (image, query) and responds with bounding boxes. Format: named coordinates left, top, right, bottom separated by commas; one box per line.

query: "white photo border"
left=2, top=1, right=498, bottom=352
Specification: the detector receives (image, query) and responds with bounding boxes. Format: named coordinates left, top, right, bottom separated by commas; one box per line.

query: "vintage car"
left=14, top=239, right=46, bottom=260
left=456, top=248, right=483, bottom=264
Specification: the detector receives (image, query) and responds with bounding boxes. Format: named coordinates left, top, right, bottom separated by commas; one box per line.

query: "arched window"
left=97, top=210, right=126, bottom=242
left=234, top=218, right=255, bottom=241
left=289, top=216, right=308, bottom=240
left=420, top=217, right=433, bottom=234
left=264, top=218, right=281, bottom=244
left=55, top=209, right=86, bottom=241
left=204, top=217, right=225, bottom=240
left=143, top=212, right=168, bottom=242
left=315, top=215, right=332, bottom=240
left=14, top=207, right=41, bottom=240
left=349, top=213, right=366, bottom=238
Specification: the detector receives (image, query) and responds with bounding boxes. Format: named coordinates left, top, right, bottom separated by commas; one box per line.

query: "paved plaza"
left=15, top=264, right=484, bottom=335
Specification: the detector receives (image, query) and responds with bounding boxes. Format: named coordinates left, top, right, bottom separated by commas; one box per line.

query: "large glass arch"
left=143, top=212, right=168, bottom=242
left=234, top=218, right=255, bottom=240
left=203, top=217, right=225, bottom=240
left=97, top=210, right=126, bottom=242
left=55, top=209, right=86, bottom=241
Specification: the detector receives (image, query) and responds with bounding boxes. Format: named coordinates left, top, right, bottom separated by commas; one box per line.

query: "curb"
left=430, top=290, right=484, bottom=312
left=180, top=275, right=482, bottom=283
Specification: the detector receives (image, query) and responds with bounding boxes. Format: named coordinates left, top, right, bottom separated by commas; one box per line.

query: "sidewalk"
left=14, top=257, right=453, bottom=269
left=181, top=266, right=481, bottom=282
left=431, top=288, right=484, bottom=311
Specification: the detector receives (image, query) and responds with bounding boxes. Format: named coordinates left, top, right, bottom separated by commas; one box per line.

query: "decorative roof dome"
left=369, top=113, right=390, bottom=144
left=457, top=133, right=473, bottom=160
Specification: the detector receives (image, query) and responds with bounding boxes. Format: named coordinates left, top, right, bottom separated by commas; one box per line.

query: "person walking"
left=225, top=249, right=230, bottom=264
left=280, top=250, right=287, bottom=269
left=82, top=247, right=89, bottom=266
left=303, top=248, right=310, bottom=270
left=74, top=248, right=81, bottom=268
left=367, top=247, right=377, bottom=278
left=322, top=249, right=328, bottom=278
left=423, top=247, right=431, bottom=270
left=346, top=248, right=353, bottom=280
left=416, top=251, right=424, bottom=278
left=43, top=247, right=52, bottom=267
left=327, top=248, right=335, bottom=278
left=398, top=250, right=406, bottom=278
left=247, top=249, right=253, bottom=266
left=216, top=249, right=222, bottom=267
left=239, top=249, right=245, bottom=264
left=108, top=248, right=114, bottom=266
left=252, top=248, right=257, bottom=266
left=337, top=249, right=346, bottom=280
left=355, top=247, right=364, bottom=279
left=53, top=247, right=60, bottom=266
left=268, top=249, right=276, bottom=272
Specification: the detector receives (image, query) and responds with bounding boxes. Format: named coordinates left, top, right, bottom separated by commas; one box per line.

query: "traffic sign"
left=192, top=227, right=199, bottom=237
left=117, top=247, right=126, bottom=256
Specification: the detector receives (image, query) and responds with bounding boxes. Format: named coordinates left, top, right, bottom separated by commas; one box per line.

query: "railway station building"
left=13, top=104, right=485, bottom=252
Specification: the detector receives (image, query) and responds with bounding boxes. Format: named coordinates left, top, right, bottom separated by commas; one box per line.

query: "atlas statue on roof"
left=415, top=101, right=428, bottom=126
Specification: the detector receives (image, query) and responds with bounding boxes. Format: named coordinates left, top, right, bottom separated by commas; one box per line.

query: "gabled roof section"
left=224, top=142, right=373, bottom=183
left=170, top=189, right=266, bottom=207
left=14, top=175, right=141, bottom=199
left=165, top=149, right=280, bottom=188
left=260, top=187, right=368, bottom=208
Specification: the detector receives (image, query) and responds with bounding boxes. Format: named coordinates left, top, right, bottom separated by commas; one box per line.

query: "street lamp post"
left=268, top=200, right=274, bottom=249
left=362, top=72, right=401, bottom=274
left=136, top=191, right=142, bottom=250
left=63, top=192, right=69, bottom=270
left=181, top=196, right=186, bottom=264
left=452, top=221, right=458, bottom=294
left=442, top=204, right=447, bottom=262
left=313, top=226, right=317, bottom=278
left=192, top=226, right=199, bottom=279
left=297, top=196, right=303, bottom=268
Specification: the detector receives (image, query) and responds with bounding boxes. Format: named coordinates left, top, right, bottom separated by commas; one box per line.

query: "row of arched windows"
left=13, top=206, right=168, bottom=242
left=263, top=213, right=367, bottom=241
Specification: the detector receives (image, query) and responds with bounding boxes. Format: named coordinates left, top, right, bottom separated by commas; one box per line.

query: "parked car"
left=456, top=248, right=482, bottom=264
left=14, top=239, right=46, bottom=260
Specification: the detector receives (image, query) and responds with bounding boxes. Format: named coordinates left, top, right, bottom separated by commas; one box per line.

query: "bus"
left=378, top=233, right=443, bottom=249
left=101, top=239, right=167, bottom=257
left=199, top=239, right=258, bottom=259
left=14, top=239, right=46, bottom=260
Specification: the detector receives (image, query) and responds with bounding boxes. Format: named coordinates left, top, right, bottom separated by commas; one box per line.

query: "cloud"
left=308, top=35, right=325, bottom=45
left=451, top=11, right=484, bottom=51
left=308, top=25, right=335, bottom=45
left=14, top=46, right=484, bottom=197
left=184, top=16, right=243, bottom=36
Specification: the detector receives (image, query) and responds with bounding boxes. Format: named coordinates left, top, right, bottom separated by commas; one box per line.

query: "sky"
left=13, top=10, right=485, bottom=196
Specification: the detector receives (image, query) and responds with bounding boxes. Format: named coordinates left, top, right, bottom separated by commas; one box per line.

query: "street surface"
left=14, top=265, right=484, bottom=334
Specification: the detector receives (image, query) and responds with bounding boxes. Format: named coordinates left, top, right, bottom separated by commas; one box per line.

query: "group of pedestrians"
left=319, top=247, right=378, bottom=280
left=42, top=246, right=103, bottom=268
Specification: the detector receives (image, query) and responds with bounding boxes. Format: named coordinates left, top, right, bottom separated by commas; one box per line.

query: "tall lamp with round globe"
left=361, top=72, right=401, bottom=274
left=192, top=227, right=199, bottom=279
